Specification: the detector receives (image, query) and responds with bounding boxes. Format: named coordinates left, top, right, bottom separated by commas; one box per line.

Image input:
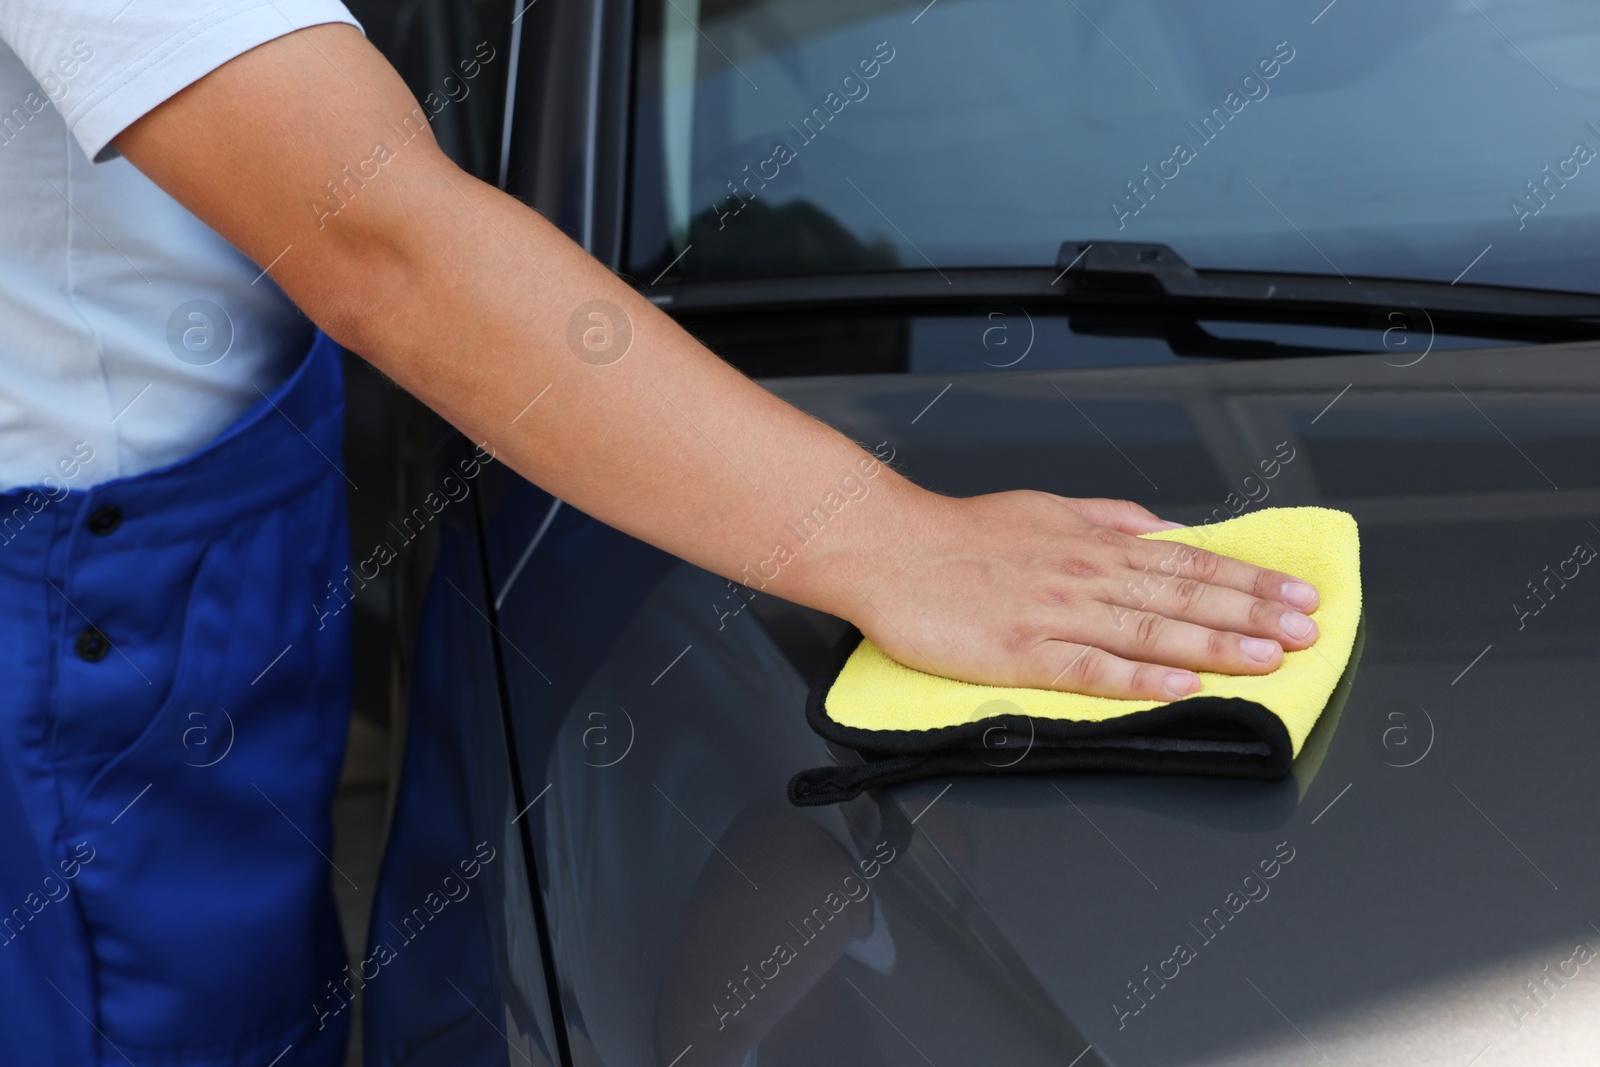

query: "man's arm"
left=114, top=24, right=1320, bottom=699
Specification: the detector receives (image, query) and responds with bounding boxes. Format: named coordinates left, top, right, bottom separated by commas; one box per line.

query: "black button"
left=88, top=505, right=122, bottom=536
left=75, top=627, right=110, bottom=662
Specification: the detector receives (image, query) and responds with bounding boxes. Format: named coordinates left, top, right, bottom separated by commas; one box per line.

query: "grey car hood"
left=511, top=343, right=1600, bottom=1067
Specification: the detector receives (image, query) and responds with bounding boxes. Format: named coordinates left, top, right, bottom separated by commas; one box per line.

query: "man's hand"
left=113, top=24, right=1319, bottom=700
left=852, top=492, right=1320, bottom=701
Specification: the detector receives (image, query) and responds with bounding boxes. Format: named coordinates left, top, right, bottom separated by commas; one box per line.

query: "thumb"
left=1056, top=496, right=1184, bottom=535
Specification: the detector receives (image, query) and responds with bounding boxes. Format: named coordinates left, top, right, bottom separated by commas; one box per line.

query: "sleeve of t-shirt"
left=0, top=0, right=363, bottom=163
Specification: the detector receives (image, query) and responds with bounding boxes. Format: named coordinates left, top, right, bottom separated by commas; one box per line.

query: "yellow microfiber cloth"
left=789, top=506, right=1362, bottom=806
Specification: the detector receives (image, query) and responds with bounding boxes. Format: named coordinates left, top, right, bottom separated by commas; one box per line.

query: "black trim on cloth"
left=789, top=627, right=1295, bottom=807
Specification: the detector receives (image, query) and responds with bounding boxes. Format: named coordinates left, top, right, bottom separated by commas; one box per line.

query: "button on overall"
left=87, top=504, right=122, bottom=535
left=74, top=627, right=109, bottom=662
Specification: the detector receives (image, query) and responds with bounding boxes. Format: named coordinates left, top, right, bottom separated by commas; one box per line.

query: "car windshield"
left=628, top=0, right=1600, bottom=293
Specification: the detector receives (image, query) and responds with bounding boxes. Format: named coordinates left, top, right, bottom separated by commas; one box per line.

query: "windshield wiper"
left=1050, top=241, right=1579, bottom=317
left=642, top=240, right=1600, bottom=347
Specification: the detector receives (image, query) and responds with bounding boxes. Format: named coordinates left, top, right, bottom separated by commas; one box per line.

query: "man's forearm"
left=117, top=24, right=918, bottom=620
left=327, top=161, right=932, bottom=618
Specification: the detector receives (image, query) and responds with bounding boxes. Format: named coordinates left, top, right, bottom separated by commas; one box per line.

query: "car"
left=356, top=1, right=1600, bottom=1064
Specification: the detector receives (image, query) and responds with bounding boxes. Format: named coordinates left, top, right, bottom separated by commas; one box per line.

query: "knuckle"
left=1091, top=526, right=1126, bottom=550
left=1172, top=577, right=1207, bottom=614
left=1104, top=500, right=1139, bottom=524
left=1133, top=610, right=1165, bottom=648
left=1069, top=647, right=1108, bottom=688
left=1057, top=556, right=1102, bottom=580
left=1205, top=628, right=1236, bottom=663
left=1249, top=596, right=1282, bottom=631
left=1186, top=549, right=1220, bottom=582
left=1129, top=663, right=1168, bottom=697
left=1002, top=620, right=1046, bottom=657
left=1252, top=567, right=1283, bottom=600
left=1039, top=583, right=1082, bottom=607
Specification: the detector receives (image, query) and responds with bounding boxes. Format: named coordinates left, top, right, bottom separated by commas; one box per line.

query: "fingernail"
left=1240, top=637, right=1279, bottom=664
left=1157, top=520, right=1188, bottom=530
left=1282, top=580, right=1317, bottom=610
left=1165, top=671, right=1199, bottom=698
left=1280, top=612, right=1315, bottom=641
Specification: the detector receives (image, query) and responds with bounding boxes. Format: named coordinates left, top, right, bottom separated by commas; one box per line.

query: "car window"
left=629, top=0, right=1600, bottom=293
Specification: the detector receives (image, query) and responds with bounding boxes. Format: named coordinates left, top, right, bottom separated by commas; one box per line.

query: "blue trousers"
left=0, top=333, right=354, bottom=1065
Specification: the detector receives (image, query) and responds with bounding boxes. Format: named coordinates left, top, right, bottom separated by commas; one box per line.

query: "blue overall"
left=0, top=332, right=354, bottom=1065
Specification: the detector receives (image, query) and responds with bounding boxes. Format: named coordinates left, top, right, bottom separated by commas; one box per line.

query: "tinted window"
left=629, top=0, right=1600, bottom=292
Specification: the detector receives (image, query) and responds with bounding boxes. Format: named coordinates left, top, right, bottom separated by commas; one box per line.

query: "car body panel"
left=360, top=439, right=564, bottom=1067
left=467, top=342, right=1600, bottom=1065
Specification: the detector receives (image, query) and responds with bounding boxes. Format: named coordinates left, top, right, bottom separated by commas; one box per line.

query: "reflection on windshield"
left=630, top=0, right=1600, bottom=293
left=684, top=198, right=901, bottom=278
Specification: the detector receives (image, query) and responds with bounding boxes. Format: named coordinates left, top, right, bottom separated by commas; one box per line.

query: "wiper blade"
left=1053, top=241, right=1598, bottom=322
left=1067, top=312, right=1354, bottom=360
left=643, top=241, right=1600, bottom=344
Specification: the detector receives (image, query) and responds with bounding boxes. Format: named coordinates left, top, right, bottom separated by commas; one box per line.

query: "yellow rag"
left=824, top=506, right=1361, bottom=759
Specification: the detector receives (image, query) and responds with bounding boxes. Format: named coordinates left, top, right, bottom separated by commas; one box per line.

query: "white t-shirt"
left=0, top=0, right=362, bottom=492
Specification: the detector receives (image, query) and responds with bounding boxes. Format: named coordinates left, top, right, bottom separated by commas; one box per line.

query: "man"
left=0, top=2, right=1321, bottom=1062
